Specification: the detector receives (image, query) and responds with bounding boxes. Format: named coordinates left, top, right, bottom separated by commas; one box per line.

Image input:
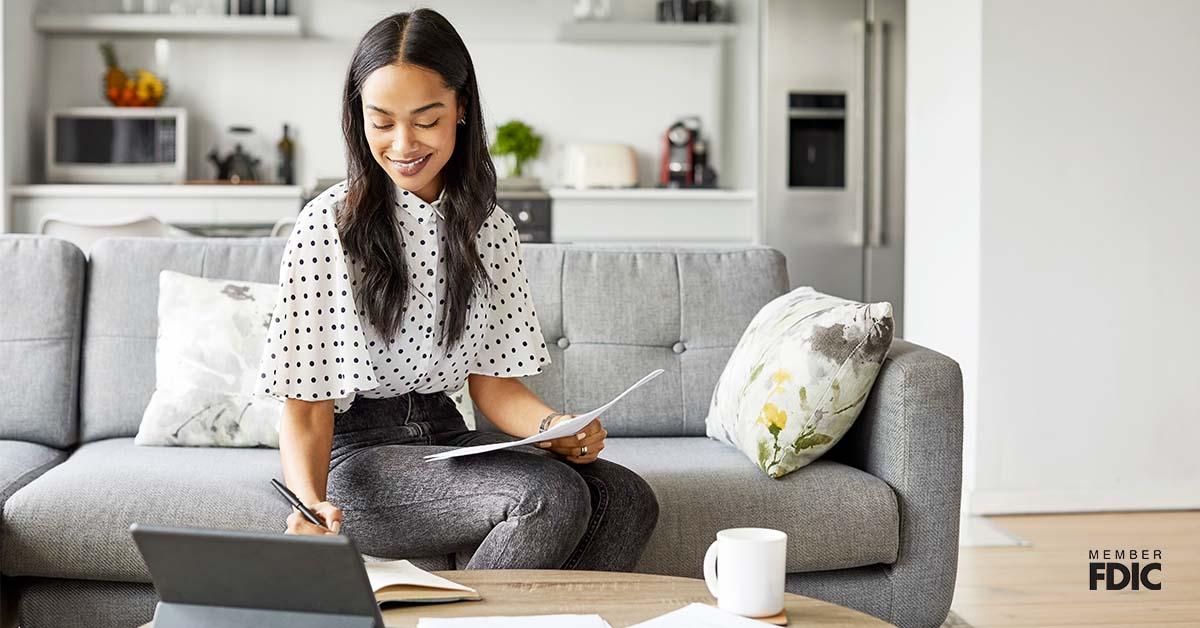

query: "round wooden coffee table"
left=381, top=570, right=888, bottom=627
left=140, top=570, right=889, bottom=627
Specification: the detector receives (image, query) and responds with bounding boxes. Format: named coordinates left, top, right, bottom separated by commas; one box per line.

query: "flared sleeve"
left=256, top=199, right=378, bottom=405
left=469, top=208, right=552, bottom=378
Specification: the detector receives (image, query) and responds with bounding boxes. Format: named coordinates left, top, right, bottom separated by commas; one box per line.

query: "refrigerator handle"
left=867, top=18, right=888, bottom=248
left=850, top=20, right=868, bottom=248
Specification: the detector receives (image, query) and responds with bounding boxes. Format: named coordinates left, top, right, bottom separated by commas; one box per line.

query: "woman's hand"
left=284, top=501, right=343, bottom=536
left=537, top=414, right=607, bottom=464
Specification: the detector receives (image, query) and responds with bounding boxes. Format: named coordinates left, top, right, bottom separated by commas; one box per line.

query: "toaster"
left=560, top=143, right=638, bottom=188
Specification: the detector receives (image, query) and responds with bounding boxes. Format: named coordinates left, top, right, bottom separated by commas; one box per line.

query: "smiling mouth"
left=389, top=153, right=432, bottom=176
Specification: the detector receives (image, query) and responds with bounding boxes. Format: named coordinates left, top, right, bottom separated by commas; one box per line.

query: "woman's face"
left=361, top=62, right=464, bottom=204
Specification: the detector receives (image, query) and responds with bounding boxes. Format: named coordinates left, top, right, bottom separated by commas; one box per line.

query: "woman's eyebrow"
left=365, top=102, right=445, bottom=116
left=410, top=102, right=445, bottom=114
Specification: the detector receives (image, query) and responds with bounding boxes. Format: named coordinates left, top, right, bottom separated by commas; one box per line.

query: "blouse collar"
left=394, top=183, right=446, bottom=221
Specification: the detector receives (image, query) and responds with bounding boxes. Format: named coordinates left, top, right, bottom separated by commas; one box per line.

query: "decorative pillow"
left=135, top=270, right=284, bottom=447
left=448, top=383, right=476, bottom=430
left=139, top=270, right=477, bottom=447
left=705, top=287, right=894, bottom=478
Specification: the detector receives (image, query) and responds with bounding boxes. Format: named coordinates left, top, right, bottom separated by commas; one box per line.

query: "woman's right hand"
left=284, top=501, right=343, bottom=536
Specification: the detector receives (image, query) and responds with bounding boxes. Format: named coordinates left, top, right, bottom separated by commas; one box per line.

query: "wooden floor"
left=952, top=511, right=1200, bottom=627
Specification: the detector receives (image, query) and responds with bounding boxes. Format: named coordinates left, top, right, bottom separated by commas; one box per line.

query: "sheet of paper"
left=423, top=369, right=664, bottom=462
left=364, top=559, right=476, bottom=594
left=628, top=603, right=772, bottom=628
left=416, top=614, right=613, bottom=628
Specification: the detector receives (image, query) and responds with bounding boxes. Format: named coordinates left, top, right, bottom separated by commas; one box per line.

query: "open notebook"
left=364, top=559, right=482, bottom=607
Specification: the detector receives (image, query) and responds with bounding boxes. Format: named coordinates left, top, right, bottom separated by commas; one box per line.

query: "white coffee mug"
left=702, top=527, right=787, bottom=617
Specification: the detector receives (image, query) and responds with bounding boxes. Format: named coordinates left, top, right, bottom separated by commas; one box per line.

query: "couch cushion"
left=0, top=442, right=66, bottom=507
left=0, top=236, right=85, bottom=447
left=0, top=441, right=66, bottom=506
left=2, top=436, right=897, bottom=581
left=603, top=437, right=899, bottom=575
left=80, top=238, right=788, bottom=441
left=0, top=439, right=454, bottom=583
left=0, top=441, right=68, bottom=569
left=1, top=438, right=289, bottom=582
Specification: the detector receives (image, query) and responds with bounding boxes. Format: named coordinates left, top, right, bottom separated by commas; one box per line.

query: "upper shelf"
left=32, top=13, right=303, bottom=38
left=556, top=21, right=737, bottom=44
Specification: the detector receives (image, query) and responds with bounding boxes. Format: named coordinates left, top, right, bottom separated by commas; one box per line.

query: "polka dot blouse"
left=256, top=179, right=552, bottom=415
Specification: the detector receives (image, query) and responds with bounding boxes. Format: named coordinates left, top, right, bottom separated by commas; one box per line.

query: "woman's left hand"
left=537, top=414, right=607, bottom=464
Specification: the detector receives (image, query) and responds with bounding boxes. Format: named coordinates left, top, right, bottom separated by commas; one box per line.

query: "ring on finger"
left=580, top=445, right=589, bottom=456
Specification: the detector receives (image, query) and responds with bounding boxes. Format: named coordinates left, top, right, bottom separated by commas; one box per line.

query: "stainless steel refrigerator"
left=761, top=0, right=906, bottom=333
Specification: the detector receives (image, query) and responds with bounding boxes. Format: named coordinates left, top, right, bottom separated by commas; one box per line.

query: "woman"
left=257, top=9, right=658, bottom=572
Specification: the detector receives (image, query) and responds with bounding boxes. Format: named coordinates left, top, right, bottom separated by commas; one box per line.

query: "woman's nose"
left=390, top=127, right=416, bottom=152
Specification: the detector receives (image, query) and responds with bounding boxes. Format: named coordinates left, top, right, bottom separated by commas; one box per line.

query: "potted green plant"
left=490, top=119, right=543, bottom=190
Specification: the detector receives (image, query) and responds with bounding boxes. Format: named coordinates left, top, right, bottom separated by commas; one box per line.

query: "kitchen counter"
left=546, top=187, right=758, bottom=244
left=5, top=184, right=759, bottom=244
left=6, top=184, right=304, bottom=234
left=547, top=187, right=755, bottom=201
left=9, top=184, right=302, bottom=199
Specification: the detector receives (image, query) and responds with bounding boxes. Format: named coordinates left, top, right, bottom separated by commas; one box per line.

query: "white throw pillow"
left=137, top=270, right=477, bottom=447
left=705, top=287, right=894, bottom=478
left=136, top=270, right=284, bottom=447
left=449, top=385, right=476, bottom=430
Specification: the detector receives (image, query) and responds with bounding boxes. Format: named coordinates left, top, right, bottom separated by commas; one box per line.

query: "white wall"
left=724, top=0, right=759, bottom=198
left=908, top=0, right=1200, bottom=513
left=974, top=0, right=1200, bottom=513
left=3, top=0, right=44, bottom=232
left=904, top=0, right=981, bottom=506
left=1, top=3, right=6, bottom=232
left=31, top=0, right=752, bottom=191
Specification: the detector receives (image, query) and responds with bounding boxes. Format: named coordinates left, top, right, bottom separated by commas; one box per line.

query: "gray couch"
left=0, top=234, right=962, bottom=628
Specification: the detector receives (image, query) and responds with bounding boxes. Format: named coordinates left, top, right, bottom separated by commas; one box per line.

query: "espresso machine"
left=658, top=116, right=717, bottom=188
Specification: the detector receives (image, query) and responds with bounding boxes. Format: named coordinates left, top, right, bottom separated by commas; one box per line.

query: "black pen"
left=270, top=478, right=328, bottom=530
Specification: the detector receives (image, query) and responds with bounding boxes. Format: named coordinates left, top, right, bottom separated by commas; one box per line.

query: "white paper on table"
left=416, top=614, right=613, bottom=628
left=423, top=369, right=664, bottom=462
left=628, top=603, right=773, bottom=627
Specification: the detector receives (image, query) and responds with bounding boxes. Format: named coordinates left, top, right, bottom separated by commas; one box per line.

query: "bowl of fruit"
left=100, top=42, right=167, bottom=107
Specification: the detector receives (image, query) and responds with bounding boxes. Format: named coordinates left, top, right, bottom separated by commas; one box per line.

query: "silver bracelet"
left=539, top=411, right=566, bottom=433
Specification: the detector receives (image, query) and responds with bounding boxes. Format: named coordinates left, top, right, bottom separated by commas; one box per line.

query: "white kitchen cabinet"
left=548, top=188, right=758, bottom=244
left=6, top=184, right=756, bottom=244
left=7, top=184, right=303, bottom=234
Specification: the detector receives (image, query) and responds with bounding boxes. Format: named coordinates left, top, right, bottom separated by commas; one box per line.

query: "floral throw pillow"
left=705, top=287, right=894, bottom=478
left=136, top=270, right=284, bottom=447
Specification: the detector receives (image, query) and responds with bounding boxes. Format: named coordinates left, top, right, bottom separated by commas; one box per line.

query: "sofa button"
left=672, top=341, right=686, bottom=354
left=557, top=337, right=570, bottom=349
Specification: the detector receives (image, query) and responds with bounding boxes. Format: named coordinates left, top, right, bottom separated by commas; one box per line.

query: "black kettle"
left=207, top=143, right=261, bottom=184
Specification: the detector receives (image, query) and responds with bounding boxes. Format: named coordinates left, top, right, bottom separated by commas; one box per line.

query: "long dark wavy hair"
left=338, top=9, right=497, bottom=351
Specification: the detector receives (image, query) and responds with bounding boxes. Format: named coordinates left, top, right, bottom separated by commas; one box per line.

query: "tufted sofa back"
left=0, top=236, right=86, bottom=448
left=508, top=245, right=787, bottom=436
left=77, top=238, right=787, bottom=440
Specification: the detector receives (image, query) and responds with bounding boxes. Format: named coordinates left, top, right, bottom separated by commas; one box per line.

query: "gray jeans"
left=326, top=391, right=659, bottom=571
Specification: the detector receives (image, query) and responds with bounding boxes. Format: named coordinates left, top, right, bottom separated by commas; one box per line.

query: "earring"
left=458, top=117, right=466, bottom=125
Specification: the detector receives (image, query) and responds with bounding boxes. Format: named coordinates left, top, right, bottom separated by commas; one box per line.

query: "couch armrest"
left=832, top=338, right=964, bottom=627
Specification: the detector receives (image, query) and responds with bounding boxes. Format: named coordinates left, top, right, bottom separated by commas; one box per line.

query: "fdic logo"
left=1089, top=549, right=1162, bottom=591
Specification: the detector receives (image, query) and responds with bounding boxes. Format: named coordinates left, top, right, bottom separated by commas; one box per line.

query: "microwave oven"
left=46, top=107, right=187, bottom=184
